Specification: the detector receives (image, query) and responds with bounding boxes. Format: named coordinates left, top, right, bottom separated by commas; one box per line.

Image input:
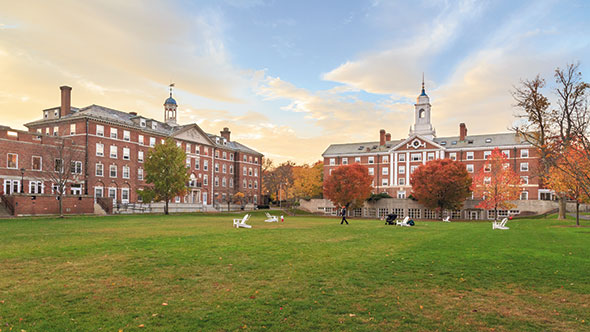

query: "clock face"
left=413, top=140, right=420, bottom=147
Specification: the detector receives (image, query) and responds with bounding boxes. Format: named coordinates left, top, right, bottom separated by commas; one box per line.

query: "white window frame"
left=96, top=163, right=104, bottom=177
left=466, top=152, right=474, bottom=160
left=110, top=145, right=117, bottom=159
left=110, top=128, right=118, bottom=139
left=521, top=149, right=529, bottom=158
left=368, top=156, right=374, bottom=164
left=96, top=125, right=104, bottom=136
left=466, top=164, right=474, bottom=173
left=520, top=162, right=529, bottom=172
left=96, top=143, right=104, bottom=157
left=122, top=166, right=130, bottom=179
left=123, top=147, right=130, bottom=160
left=109, top=165, right=117, bottom=178
left=123, top=130, right=130, bottom=141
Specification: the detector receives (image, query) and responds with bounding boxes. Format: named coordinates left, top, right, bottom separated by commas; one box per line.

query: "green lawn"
left=0, top=212, right=588, bottom=331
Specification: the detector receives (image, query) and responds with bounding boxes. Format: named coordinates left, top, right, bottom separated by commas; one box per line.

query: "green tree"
left=143, top=138, right=189, bottom=215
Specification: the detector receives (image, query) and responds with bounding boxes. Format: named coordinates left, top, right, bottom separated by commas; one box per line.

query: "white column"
left=435, top=150, right=439, bottom=159
left=440, top=150, right=445, bottom=159
left=405, top=153, right=410, bottom=185
left=393, top=152, right=397, bottom=186
left=422, top=151, right=426, bottom=165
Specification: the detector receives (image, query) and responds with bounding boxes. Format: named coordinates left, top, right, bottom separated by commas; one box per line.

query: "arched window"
left=419, top=109, right=425, bottom=118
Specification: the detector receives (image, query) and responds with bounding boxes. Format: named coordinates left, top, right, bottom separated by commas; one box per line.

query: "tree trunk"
left=165, top=199, right=169, bottom=215
left=558, top=195, right=566, bottom=220
left=59, top=194, right=64, bottom=218
left=576, top=200, right=580, bottom=226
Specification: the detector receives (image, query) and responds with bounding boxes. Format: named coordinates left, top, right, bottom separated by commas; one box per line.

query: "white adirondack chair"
left=396, top=216, right=411, bottom=227
left=492, top=218, right=509, bottom=230
left=233, top=214, right=252, bottom=229
left=264, top=212, right=279, bottom=223
left=442, top=216, right=451, bottom=222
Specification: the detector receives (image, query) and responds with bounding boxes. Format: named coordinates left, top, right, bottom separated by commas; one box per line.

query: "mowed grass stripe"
left=0, top=212, right=588, bottom=331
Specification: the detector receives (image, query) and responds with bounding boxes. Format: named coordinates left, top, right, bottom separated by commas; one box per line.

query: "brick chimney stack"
left=379, top=129, right=386, bottom=146
left=60, top=86, right=72, bottom=118
left=385, top=133, right=391, bottom=142
left=220, top=127, right=231, bottom=141
left=459, top=123, right=467, bottom=141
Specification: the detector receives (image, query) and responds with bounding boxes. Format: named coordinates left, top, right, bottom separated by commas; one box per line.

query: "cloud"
left=323, top=0, right=484, bottom=97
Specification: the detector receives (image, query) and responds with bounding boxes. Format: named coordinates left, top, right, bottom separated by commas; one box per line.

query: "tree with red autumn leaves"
left=410, top=159, right=472, bottom=215
left=547, top=145, right=590, bottom=226
left=324, top=164, right=373, bottom=209
left=472, top=148, right=522, bottom=220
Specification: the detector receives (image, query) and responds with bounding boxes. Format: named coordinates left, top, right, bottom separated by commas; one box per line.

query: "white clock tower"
left=409, top=76, right=436, bottom=140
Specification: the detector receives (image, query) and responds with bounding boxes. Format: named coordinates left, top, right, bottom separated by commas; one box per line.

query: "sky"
left=1, top=0, right=589, bottom=163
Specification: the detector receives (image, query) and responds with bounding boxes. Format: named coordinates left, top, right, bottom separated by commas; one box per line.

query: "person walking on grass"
left=340, top=205, right=349, bottom=225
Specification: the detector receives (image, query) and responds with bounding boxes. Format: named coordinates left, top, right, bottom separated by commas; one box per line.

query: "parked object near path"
left=233, top=214, right=252, bottom=229
left=442, top=216, right=450, bottom=222
left=385, top=213, right=398, bottom=225
left=264, top=212, right=279, bottom=222
left=492, top=218, right=509, bottom=230
left=280, top=215, right=284, bottom=222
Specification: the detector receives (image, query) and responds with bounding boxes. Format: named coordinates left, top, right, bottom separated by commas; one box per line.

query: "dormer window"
left=140, top=119, right=146, bottom=127
left=152, top=122, right=157, bottom=130
left=485, top=138, right=492, bottom=143
left=44, top=111, right=48, bottom=119
left=440, top=141, right=447, bottom=145
left=451, top=141, right=457, bottom=145
left=54, top=110, right=58, bottom=117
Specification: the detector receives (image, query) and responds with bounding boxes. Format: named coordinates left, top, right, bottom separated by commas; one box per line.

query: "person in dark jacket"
left=340, top=206, right=349, bottom=225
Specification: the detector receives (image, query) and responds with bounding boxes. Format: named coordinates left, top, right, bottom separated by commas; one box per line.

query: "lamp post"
left=20, top=168, right=25, bottom=193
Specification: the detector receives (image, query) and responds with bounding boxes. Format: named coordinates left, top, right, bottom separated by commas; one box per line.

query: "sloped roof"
left=434, top=132, right=528, bottom=148
left=322, top=132, right=530, bottom=157
left=24, top=105, right=263, bottom=155
left=207, top=134, right=263, bottom=156
left=322, top=140, right=403, bottom=156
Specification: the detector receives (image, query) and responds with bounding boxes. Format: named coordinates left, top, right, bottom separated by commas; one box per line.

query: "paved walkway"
left=568, top=213, right=590, bottom=220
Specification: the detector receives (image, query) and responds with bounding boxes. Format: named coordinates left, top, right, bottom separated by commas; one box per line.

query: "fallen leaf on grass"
left=349, top=314, right=356, bottom=317
left=162, top=303, right=168, bottom=306
left=138, top=324, right=145, bottom=328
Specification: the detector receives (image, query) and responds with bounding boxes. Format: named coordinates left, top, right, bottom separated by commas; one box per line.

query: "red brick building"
left=322, top=82, right=550, bottom=201
left=1, top=85, right=263, bottom=214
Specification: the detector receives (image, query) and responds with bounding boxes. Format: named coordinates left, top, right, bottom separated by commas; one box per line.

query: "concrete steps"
left=94, top=203, right=107, bottom=215
left=0, top=203, right=12, bottom=217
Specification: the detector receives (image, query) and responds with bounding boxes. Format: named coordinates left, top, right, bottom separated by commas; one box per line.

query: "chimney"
left=459, top=123, right=467, bottom=141
left=60, top=86, right=72, bottom=118
left=385, top=133, right=391, bottom=142
left=129, top=111, right=137, bottom=116
left=220, top=127, right=231, bottom=141
left=379, top=129, right=386, bottom=146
